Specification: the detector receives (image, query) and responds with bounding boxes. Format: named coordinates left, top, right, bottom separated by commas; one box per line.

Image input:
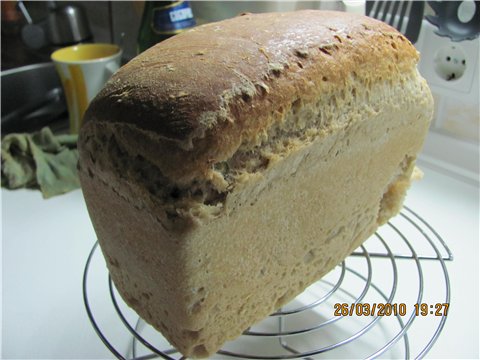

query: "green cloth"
left=1, top=127, right=80, bottom=198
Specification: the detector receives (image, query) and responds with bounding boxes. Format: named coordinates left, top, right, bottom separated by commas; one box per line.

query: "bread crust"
left=80, top=10, right=417, bottom=183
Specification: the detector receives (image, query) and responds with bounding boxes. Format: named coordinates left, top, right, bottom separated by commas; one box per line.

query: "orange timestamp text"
left=334, top=303, right=449, bottom=317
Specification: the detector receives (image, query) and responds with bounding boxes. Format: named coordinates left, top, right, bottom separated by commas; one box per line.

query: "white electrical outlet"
left=414, top=19, right=479, bottom=183
left=416, top=21, right=479, bottom=95
left=433, top=44, right=467, bottom=81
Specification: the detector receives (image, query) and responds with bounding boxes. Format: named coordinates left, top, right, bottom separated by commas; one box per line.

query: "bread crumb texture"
left=78, top=10, right=432, bottom=358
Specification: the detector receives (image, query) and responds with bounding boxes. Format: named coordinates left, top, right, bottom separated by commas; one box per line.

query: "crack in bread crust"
left=79, top=69, right=429, bottom=230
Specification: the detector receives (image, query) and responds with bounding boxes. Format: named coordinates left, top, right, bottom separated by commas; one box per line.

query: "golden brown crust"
left=80, top=10, right=418, bottom=183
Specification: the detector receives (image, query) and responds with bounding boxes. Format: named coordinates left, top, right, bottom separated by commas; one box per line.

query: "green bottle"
left=137, top=1, right=196, bottom=54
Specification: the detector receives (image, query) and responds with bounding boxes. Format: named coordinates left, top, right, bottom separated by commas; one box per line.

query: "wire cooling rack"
left=83, top=206, right=452, bottom=359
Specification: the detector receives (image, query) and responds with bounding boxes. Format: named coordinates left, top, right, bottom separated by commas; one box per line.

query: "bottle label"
left=152, top=1, right=196, bottom=34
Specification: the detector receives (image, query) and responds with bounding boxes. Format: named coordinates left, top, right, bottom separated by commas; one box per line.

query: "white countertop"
left=1, top=164, right=479, bottom=359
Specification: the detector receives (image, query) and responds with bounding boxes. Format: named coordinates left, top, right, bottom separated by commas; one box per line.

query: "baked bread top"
left=81, top=10, right=418, bottom=184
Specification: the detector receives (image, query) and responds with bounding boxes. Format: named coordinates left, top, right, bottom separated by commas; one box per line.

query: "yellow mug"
left=51, top=43, right=122, bottom=133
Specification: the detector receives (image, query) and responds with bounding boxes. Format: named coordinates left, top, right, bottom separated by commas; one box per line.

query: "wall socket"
left=415, top=20, right=480, bottom=142
left=414, top=19, right=479, bottom=183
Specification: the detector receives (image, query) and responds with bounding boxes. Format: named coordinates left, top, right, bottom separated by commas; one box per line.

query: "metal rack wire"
left=83, top=206, right=452, bottom=359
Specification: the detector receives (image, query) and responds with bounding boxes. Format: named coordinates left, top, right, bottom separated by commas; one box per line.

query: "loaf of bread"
left=78, top=10, right=433, bottom=358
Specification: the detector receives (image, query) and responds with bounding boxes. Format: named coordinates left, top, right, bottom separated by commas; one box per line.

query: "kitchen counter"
left=2, top=164, right=478, bottom=359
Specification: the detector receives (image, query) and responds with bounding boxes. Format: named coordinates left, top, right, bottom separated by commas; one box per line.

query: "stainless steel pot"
left=20, top=1, right=92, bottom=50
left=47, top=2, right=92, bottom=46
